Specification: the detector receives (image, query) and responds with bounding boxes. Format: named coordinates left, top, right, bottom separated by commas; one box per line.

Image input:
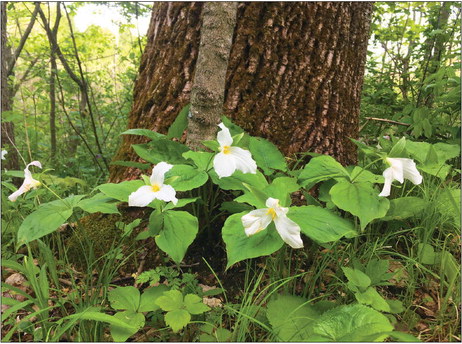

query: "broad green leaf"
left=233, top=193, right=264, bottom=212
left=139, top=285, right=169, bottom=312
left=201, top=140, right=220, bottom=152
left=163, top=197, right=199, bottom=211
left=330, top=180, right=390, bottom=230
left=420, top=162, right=452, bottom=180
left=241, top=182, right=269, bottom=208
left=424, top=145, right=439, bottom=165
left=182, top=151, right=214, bottom=171
left=308, top=304, right=393, bottom=342
left=287, top=206, right=356, bottom=243
left=299, top=155, right=349, bottom=188
left=121, top=128, right=165, bottom=141
left=264, top=177, right=300, bottom=207
left=386, top=300, right=404, bottom=314
left=219, top=201, right=253, bottom=214
left=405, top=140, right=431, bottom=163
left=222, top=212, right=283, bottom=269
left=266, top=295, right=319, bottom=342
left=406, top=140, right=460, bottom=165
left=348, top=166, right=383, bottom=184
left=167, top=104, right=190, bottom=139
left=210, top=170, right=268, bottom=191
left=354, top=287, right=390, bottom=312
left=381, top=197, right=427, bottom=221
left=318, top=179, right=337, bottom=209
left=108, top=286, right=140, bottom=312
left=388, top=137, right=407, bottom=157
left=365, top=259, right=390, bottom=285
left=249, top=136, right=287, bottom=174
left=111, top=311, right=145, bottom=342
left=432, top=142, right=460, bottom=162
left=156, top=290, right=184, bottom=312
left=342, top=267, right=371, bottom=290
left=165, top=164, right=208, bottom=191
left=221, top=116, right=244, bottom=135
left=97, top=180, right=144, bottom=202
left=155, top=210, right=198, bottom=263
left=132, top=140, right=189, bottom=165
left=184, top=294, right=210, bottom=314
left=17, top=195, right=83, bottom=244
left=138, top=210, right=164, bottom=240
left=165, top=309, right=191, bottom=333
left=77, top=193, right=120, bottom=214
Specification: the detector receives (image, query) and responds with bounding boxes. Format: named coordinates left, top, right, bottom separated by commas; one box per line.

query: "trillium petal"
left=150, top=161, right=173, bottom=185
left=228, top=147, right=257, bottom=174
left=8, top=161, right=42, bottom=202
left=242, top=209, right=272, bottom=236
left=24, top=161, right=42, bottom=180
left=379, top=167, right=393, bottom=197
left=217, top=123, right=233, bottom=147
left=274, top=214, right=304, bottom=249
left=386, top=158, right=404, bottom=184
left=1, top=150, right=7, bottom=160
left=213, top=152, right=236, bottom=178
left=155, top=184, right=178, bottom=204
left=401, top=159, right=423, bottom=185
left=8, top=186, right=28, bottom=202
left=128, top=185, right=157, bottom=207
left=265, top=197, right=279, bottom=208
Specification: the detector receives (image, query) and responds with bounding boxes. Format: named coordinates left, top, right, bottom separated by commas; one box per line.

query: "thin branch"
left=37, top=5, right=84, bottom=89
left=364, top=117, right=410, bottom=126
left=12, top=55, right=39, bottom=95
left=6, top=2, right=40, bottom=76
left=62, top=3, right=109, bottom=170
left=55, top=71, right=105, bottom=173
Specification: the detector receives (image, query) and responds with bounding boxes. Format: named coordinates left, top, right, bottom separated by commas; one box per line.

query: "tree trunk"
left=187, top=2, right=238, bottom=149
left=1, top=2, right=19, bottom=172
left=109, top=2, right=373, bottom=183
left=49, top=3, right=61, bottom=163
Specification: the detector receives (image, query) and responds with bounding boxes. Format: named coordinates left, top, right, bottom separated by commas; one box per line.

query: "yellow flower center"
left=267, top=208, right=277, bottom=220
left=151, top=184, right=160, bottom=192
left=222, top=145, right=231, bottom=154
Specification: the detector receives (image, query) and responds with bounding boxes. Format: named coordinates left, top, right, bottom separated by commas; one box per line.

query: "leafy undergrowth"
left=2, top=115, right=460, bottom=342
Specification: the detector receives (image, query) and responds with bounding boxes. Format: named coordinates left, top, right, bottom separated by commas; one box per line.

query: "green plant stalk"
left=351, top=157, right=384, bottom=183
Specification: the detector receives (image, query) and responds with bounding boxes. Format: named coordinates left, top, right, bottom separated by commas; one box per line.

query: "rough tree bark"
left=187, top=2, right=238, bottom=149
left=1, top=2, right=16, bottom=170
left=110, top=2, right=373, bottom=183
left=2, top=2, right=40, bottom=171
left=48, top=2, right=61, bottom=162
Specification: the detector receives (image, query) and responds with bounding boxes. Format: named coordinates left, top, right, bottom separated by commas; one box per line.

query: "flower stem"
left=350, top=157, right=384, bottom=183
left=40, top=182, right=62, bottom=200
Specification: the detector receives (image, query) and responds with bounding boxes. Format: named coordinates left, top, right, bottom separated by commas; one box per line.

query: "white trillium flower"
left=1, top=150, right=7, bottom=160
left=379, top=157, right=423, bottom=197
left=241, top=197, right=303, bottom=249
left=213, top=123, right=257, bottom=178
left=128, top=162, right=178, bottom=207
left=8, top=161, right=42, bottom=202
